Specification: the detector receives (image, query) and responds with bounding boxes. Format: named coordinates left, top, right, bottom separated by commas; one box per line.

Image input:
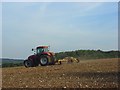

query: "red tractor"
left=24, top=46, right=57, bottom=67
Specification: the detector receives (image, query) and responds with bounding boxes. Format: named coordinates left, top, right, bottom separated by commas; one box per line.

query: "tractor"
left=24, top=46, right=57, bottom=67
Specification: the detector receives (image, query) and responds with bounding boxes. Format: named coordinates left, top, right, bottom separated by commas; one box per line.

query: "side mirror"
left=32, top=48, right=34, bottom=51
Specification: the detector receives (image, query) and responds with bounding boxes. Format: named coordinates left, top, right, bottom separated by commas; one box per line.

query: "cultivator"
left=57, top=57, right=79, bottom=65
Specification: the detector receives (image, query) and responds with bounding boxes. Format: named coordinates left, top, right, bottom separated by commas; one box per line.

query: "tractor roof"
left=36, top=46, right=48, bottom=49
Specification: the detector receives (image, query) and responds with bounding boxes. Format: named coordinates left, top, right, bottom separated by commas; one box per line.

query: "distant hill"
left=1, top=58, right=24, bottom=64
left=1, top=58, right=24, bottom=68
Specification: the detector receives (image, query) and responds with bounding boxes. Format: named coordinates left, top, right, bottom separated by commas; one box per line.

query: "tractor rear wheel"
left=24, top=60, right=33, bottom=67
left=40, top=55, right=49, bottom=66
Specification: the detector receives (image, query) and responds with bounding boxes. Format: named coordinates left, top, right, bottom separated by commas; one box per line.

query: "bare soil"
left=2, top=58, right=119, bottom=88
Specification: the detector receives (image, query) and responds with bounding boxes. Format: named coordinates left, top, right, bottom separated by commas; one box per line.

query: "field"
left=2, top=58, right=119, bottom=88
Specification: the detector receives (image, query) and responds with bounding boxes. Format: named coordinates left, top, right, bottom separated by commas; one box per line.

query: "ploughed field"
left=2, top=58, right=119, bottom=88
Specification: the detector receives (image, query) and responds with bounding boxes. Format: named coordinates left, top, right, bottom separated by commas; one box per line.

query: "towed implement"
left=57, top=57, right=79, bottom=65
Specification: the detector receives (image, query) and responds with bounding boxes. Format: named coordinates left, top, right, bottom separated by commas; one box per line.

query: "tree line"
left=55, top=50, right=120, bottom=60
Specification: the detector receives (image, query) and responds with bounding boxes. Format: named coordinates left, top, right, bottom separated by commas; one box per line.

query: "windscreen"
left=37, top=48, right=48, bottom=54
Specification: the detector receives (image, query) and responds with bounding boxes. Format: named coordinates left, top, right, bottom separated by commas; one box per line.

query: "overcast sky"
left=2, top=2, right=118, bottom=59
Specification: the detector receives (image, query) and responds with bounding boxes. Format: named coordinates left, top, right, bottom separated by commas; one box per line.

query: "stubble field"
left=2, top=58, right=119, bottom=88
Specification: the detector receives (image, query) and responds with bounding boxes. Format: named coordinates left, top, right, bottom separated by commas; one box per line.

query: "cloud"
left=38, top=2, right=51, bottom=16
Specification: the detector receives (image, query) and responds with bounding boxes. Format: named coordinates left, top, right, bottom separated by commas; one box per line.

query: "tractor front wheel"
left=24, top=60, right=33, bottom=67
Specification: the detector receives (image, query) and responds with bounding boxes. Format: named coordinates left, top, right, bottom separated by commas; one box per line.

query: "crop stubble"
left=2, top=58, right=119, bottom=88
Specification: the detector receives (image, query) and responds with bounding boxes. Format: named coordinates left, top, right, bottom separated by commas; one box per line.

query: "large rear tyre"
left=40, top=55, right=49, bottom=66
left=24, top=60, right=33, bottom=68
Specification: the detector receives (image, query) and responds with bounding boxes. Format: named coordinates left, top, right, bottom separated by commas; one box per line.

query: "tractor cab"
left=32, top=46, right=49, bottom=54
left=36, top=46, right=49, bottom=54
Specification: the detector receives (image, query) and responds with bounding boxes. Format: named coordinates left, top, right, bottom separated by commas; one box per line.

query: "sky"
left=1, top=2, right=118, bottom=59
